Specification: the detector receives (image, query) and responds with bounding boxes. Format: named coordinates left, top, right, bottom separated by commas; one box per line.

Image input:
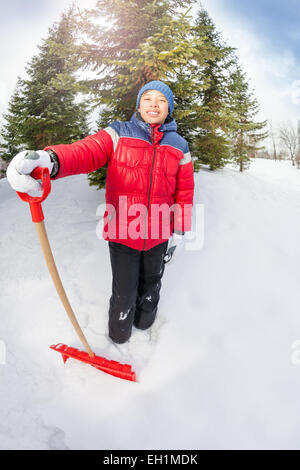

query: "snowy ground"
left=1, top=158, right=300, bottom=450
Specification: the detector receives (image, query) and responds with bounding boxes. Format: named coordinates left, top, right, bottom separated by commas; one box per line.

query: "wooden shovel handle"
left=34, top=220, right=94, bottom=358
left=16, top=166, right=94, bottom=358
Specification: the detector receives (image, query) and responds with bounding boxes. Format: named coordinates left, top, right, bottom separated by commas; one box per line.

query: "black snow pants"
left=108, top=240, right=169, bottom=344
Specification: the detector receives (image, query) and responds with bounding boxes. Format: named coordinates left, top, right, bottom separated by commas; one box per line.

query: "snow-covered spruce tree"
left=1, top=8, right=90, bottom=163
left=226, top=64, right=268, bottom=172
left=0, top=78, right=26, bottom=163
left=77, top=0, right=206, bottom=189
left=191, top=7, right=237, bottom=171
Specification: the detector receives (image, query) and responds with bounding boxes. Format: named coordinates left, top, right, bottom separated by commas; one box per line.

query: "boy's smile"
left=138, top=89, right=169, bottom=125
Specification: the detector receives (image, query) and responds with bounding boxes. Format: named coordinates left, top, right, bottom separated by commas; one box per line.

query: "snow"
left=1, top=158, right=300, bottom=450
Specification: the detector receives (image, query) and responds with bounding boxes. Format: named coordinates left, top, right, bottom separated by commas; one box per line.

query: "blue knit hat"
left=136, top=80, right=174, bottom=116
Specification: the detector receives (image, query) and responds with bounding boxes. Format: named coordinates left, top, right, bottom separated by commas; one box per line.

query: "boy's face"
left=138, top=89, right=169, bottom=125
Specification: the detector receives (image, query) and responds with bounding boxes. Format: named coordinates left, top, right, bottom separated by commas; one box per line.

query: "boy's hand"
left=164, top=232, right=185, bottom=265
left=6, top=150, right=53, bottom=195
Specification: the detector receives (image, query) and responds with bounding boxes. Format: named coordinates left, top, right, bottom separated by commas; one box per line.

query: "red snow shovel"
left=16, top=167, right=136, bottom=382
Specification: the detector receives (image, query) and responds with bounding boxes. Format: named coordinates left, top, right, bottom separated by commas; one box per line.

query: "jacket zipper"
left=143, top=126, right=156, bottom=250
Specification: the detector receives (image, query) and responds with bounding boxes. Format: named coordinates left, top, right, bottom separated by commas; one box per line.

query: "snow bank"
left=1, top=158, right=300, bottom=450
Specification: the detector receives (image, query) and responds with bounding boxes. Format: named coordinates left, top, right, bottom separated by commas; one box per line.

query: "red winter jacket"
left=45, top=113, right=194, bottom=251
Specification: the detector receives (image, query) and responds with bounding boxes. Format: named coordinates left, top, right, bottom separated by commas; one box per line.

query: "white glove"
left=164, top=232, right=185, bottom=265
left=6, top=150, right=53, bottom=195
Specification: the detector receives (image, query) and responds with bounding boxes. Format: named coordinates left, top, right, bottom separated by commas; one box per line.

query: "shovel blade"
left=50, top=343, right=137, bottom=382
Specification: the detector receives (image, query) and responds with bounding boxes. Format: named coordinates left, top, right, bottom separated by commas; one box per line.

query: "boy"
left=7, top=80, right=195, bottom=344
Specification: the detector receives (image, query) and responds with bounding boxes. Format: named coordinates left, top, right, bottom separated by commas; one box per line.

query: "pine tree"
left=1, top=8, right=90, bottom=163
left=0, top=78, right=26, bottom=162
left=78, top=0, right=199, bottom=116
left=227, top=64, right=268, bottom=171
left=191, top=7, right=237, bottom=171
left=77, top=0, right=204, bottom=188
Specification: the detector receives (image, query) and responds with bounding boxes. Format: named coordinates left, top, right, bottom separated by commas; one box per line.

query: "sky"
left=0, top=0, right=96, bottom=132
left=0, top=0, right=300, bottom=141
left=199, top=0, right=300, bottom=132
